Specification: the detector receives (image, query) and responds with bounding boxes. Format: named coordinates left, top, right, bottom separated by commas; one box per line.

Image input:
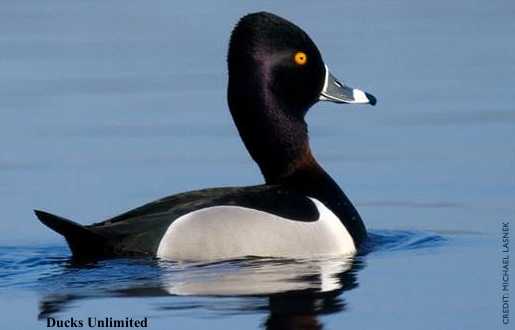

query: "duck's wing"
left=35, top=185, right=318, bottom=259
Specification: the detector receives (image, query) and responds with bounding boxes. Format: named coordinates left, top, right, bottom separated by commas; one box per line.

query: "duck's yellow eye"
left=294, top=51, right=308, bottom=65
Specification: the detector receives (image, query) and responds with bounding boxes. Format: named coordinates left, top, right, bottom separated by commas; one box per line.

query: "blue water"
left=0, top=230, right=467, bottom=329
left=1, top=0, right=513, bottom=329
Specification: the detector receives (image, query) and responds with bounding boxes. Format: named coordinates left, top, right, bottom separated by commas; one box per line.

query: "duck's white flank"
left=156, top=197, right=356, bottom=261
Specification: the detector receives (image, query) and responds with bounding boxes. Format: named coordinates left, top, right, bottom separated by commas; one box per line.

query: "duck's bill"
left=319, top=65, right=376, bottom=106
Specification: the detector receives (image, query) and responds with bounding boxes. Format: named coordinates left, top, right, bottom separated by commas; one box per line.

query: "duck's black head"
left=228, top=12, right=326, bottom=113
left=227, top=12, right=376, bottom=184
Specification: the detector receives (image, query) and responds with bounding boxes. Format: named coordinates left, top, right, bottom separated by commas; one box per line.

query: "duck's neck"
left=227, top=65, right=342, bottom=192
left=228, top=92, right=320, bottom=184
left=273, top=139, right=367, bottom=246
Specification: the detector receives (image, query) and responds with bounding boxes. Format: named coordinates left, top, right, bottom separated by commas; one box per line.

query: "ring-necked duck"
left=35, top=12, right=376, bottom=261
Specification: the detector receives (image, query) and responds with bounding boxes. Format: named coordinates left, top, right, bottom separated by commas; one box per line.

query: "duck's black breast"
left=87, top=185, right=320, bottom=256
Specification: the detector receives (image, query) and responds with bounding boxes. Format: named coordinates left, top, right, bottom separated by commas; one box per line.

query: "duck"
left=34, top=12, right=376, bottom=261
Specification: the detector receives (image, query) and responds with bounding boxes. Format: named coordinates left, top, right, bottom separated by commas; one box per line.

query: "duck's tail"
left=34, top=210, right=107, bottom=258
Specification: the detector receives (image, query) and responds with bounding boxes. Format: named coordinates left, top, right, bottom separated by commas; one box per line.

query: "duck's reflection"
left=38, top=255, right=364, bottom=330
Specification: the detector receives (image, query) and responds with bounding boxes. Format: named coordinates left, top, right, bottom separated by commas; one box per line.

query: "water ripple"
left=0, top=230, right=447, bottom=294
left=0, top=229, right=455, bottom=320
left=364, top=229, right=447, bottom=254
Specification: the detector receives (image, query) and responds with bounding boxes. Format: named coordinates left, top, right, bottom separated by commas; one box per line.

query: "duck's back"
left=35, top=185, right=356, bottom=260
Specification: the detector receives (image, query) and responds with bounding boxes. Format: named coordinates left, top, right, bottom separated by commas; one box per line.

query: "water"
left=1, top=0, right=513, bottom=329
left=0, top=230, right=459, bottom=329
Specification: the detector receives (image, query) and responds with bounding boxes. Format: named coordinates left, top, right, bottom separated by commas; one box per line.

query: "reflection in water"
left=34, top=230, right=444, bottom=329
left=159, top=257, right=354, bottom=295
left=38, top=256, right=362, bottom=330
left=263, top=259, right=360, bottom=330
